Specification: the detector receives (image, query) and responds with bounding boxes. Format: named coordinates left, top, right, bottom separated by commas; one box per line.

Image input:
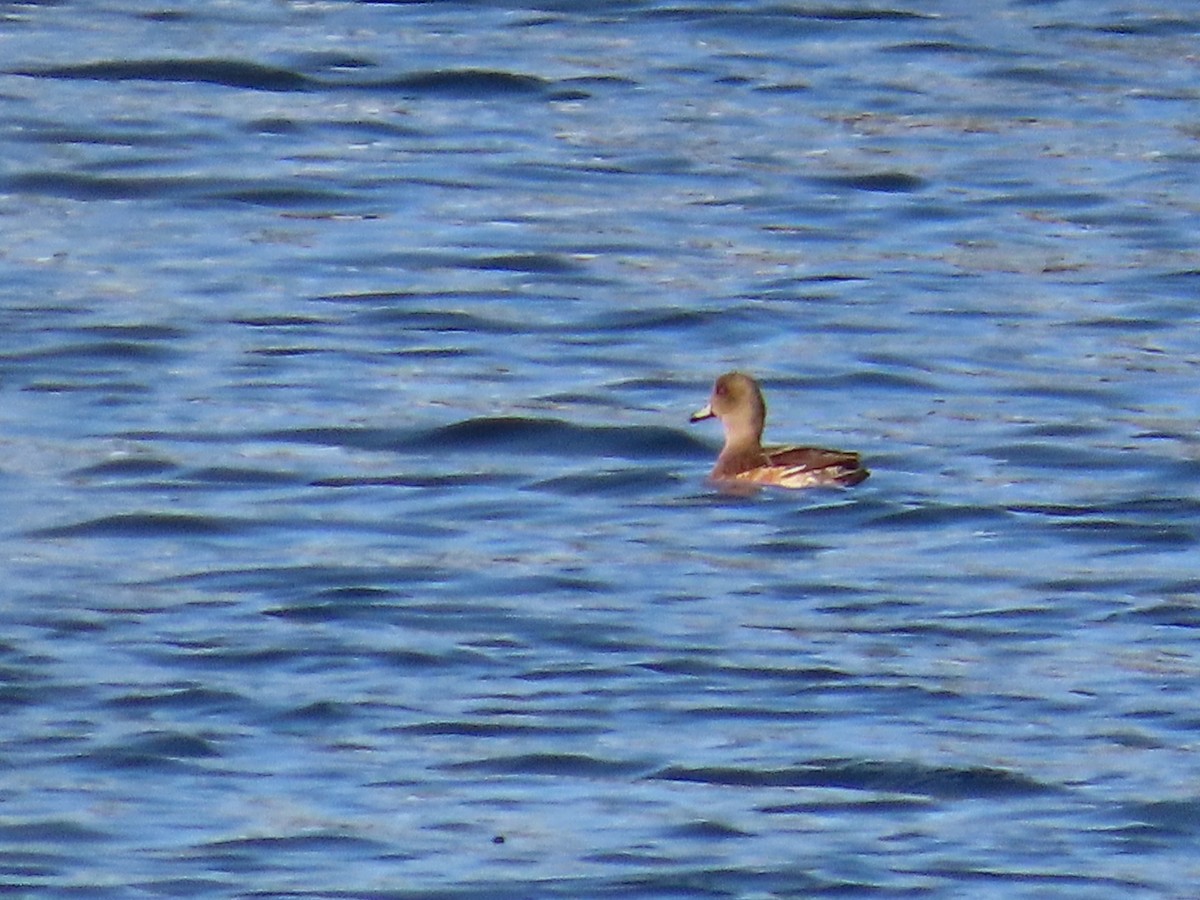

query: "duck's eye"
left=715, top=383, right=727, bottom=396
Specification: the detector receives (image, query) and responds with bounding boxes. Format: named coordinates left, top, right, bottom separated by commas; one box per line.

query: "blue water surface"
left=3, top=1, right=1200, bottom=896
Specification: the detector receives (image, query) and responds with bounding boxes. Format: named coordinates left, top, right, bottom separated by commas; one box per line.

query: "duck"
left=690, top=371, right=869, bottom=489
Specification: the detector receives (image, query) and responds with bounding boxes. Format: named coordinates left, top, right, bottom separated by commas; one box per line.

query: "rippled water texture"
left=3, top=1, right=1200, bottom=896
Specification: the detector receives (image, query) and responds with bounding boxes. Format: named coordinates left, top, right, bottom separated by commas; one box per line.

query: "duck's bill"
left=689, top=403, right=715, bottom=423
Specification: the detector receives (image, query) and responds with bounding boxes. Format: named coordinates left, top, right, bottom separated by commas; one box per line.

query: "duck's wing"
left=764, top=444, right=860, bottom=469
left=761, top=444, right=870, bottom=487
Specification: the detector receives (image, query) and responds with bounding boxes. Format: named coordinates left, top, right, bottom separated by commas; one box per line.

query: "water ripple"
left=11, top=58, right=313, bottom=91
left=29, top=512, right=250, bottom=539
left=5, top=1, right=1200, bottom=896
left=652, top=759, right=1054, bottom=799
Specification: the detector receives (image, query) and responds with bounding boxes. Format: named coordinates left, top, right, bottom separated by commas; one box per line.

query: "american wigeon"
left=690, top=371, right=869, bottom=489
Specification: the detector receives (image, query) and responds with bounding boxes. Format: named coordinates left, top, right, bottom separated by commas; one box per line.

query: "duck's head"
left=690, top=371, right=766, bottom=442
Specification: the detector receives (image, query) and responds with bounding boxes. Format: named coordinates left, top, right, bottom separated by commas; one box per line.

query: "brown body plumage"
left=690, top=372, right=868, bottom=489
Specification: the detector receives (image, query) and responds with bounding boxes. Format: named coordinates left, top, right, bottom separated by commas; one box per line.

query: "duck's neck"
left=714, top=433, right=769, bottom=477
